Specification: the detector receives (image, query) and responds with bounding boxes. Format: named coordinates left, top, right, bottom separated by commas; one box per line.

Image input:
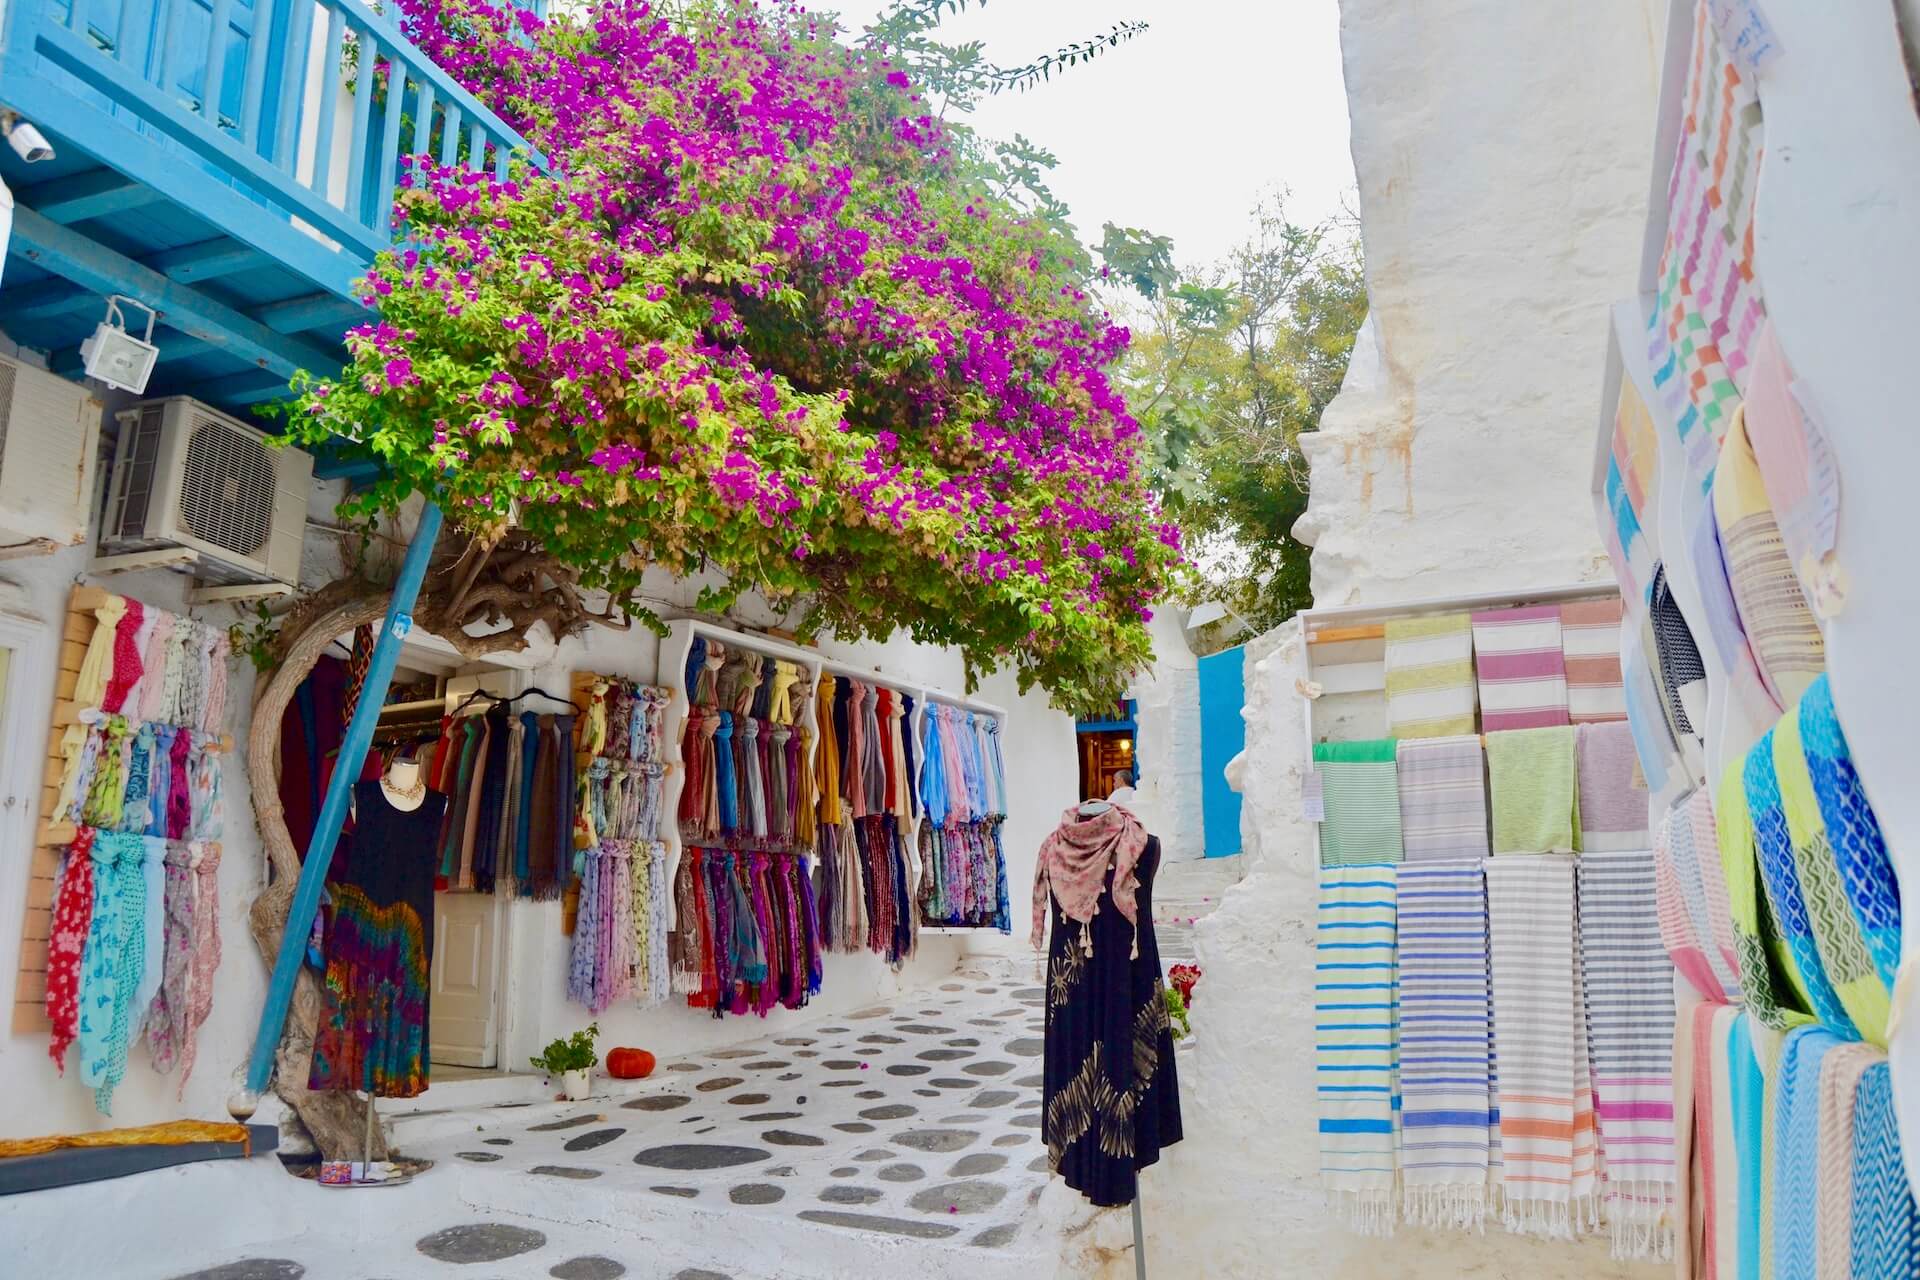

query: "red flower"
left=1168, top=963, right=1201, bottom=1007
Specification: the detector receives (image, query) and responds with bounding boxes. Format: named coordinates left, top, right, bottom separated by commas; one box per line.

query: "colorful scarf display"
left=1576, top=847, right=1675, bottom=1260
left=810, top=673, right=919, bottom=961
left=1315, top=863, right=1399, bottom=1235
left=1573, top=720, right=1647, bottom=852
left=425, top=707, right=577, bottom=898
left=1312, top=739, right=1403, bottom=866
left=1382, top=613, right=1477, bottom=739
left=673, top=847, right=821, bottom=1018
left=1485, top=854, right=1596, bottom=1236
left=1470, top=605, right=1569, bottom=731
left=1486, top=726, right=1578, bottom=855
left=1395, top=860, right=1492, bottom=1229
left=680, top=646, right=811, bottom=851
left=76, top=830, right=151, bottom=1115
left=918, top=701, right=1008, bottom=930
left=1561, top=597, right=1628, bottom=724
left=1394, top=736, right=1489, bottom=862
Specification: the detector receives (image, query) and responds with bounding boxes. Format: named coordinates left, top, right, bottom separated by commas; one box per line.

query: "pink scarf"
left=1031, top=804, right=1148, bottom=955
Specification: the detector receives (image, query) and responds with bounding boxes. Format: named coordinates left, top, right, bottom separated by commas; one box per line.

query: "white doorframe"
left=0, top=584, right=53, bottom=1046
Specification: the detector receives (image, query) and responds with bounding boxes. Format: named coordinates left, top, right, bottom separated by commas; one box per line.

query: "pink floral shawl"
left=1031, top=804, right=1148, bottom=955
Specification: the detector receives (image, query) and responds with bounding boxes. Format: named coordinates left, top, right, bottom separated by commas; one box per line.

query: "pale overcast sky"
left=830, top=0, right=1357, bottom=271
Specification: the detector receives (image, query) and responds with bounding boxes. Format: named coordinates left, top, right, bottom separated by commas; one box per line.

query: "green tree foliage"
left=1121, top=200, right=1367, bottom=646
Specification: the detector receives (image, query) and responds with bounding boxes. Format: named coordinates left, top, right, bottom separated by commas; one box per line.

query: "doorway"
left=1074, top=699, right=1138, bottom=801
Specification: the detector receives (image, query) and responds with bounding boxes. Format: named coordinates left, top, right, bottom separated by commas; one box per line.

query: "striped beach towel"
left=1314, top=741, right=1404, bottom=866
left=1562, top=598, right=1628, bottom=723
left=1574, top=721, right=1648, bottom=852
left=1471, top=606, right=1569, bottom=731
left=1798, top=676, right=1901, bottom=993
left=1687, top=791, right=1744, bottom=1001
left=1646, top=0, right=1766, bottom=496
left=1851, top=1062, right=1920, bottom=1279
left=1577, top=848, right=1676, bottom=1259
left=1485, top=856, right=1597, bottom=1236
left=1773, top=709, right=1888, bottom=1046
left=1486, top=726, right=1579, bottom=855
left=1772, top=1026, right=1842, bottom=1280
left=1396, top=861, right=1492, bottom=1229
left=1816, top=1043, right=1881, bottom=1276
left=1712, top=406, right=1824, bottom=710
left=1395, top=736, right=1489, bottom=862
left=1384, top=614, right=1478, bottom=739
left=1674, top=1000, right=1742, bottom=1280
left=1316, top=864, right=1400, bottom=1233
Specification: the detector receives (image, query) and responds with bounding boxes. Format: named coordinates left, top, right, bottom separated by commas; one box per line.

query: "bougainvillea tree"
left=285, top=0, right=1180, bottom=712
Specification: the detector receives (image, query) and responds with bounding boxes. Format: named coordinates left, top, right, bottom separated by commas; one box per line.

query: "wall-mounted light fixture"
left=80, top=295, right=160, bottom=394
left=0, top=111, right=54, bottom=163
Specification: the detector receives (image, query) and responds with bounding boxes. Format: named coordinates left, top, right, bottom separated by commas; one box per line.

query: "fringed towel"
left=1851, top=1061, right=1920, bottom=1279
left=1798, top=676, right=1902, bottom=994
left=1715, top=762, right=1814, bottom=1032
left=1773, top=1026, right=1842, bottom=1280
left=1396, top=860, right=1492, bottom=1229
left=1561, top=598, right=1628, bottom=723
left=1313, top=741, right=1403, bottom=866
left=1712, top=406, right=1824, bottom=710
left=1395, top=736, right=1489, bottom=863
left=1383, top=614, right=1478, bottom=739
left=1576, top=847, right=1676, bottom=1260
left=1470, top=606, right=1569, bottom=731
left=1485, top=855, right=1597, bottom=1236
left=1574, top=721, right=1648, bottom=852
left=1674, top=1000, right=1743, bottom=1280
left=1316, top=863, right=1399, bottom=1234
left=1815, top=1043, right=1881, bottom=1277
left=1486, top=726, right=1579, bottom=855
left=1773, top=707, right=1889, bottom=1046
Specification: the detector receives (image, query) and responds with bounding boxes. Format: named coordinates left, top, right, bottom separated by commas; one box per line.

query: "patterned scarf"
left=1815, top=1043, right=1881, bottom=1276
left=77, top=829, right=148, bottom=1114
left=45, top=828, right=97, bottom=1072
left=174, top=840, right=221, bottom=1095
left=1031, top=804, right=1147, bottom=956
left=1744, top=728, right=1854, bottom=1036
left=1797, top=676, right=1901, bottom=993
left=1394, top=735, right=1489, bottom=862
left=1715, top=762, right=1813, bottom=1032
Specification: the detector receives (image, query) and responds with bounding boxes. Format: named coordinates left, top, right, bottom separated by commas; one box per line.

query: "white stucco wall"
left=1129, top=0, right=1668, bottom=1273
left=1123, top=610, right=1204, bottom=863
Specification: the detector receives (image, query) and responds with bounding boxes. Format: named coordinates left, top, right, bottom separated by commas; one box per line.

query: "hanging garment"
left=1311, top=740, right=1403, bottom=866
left=45, top=828, right=98, bottom=1073
left=1573, top=720, right=1647, bottom=851
left=1393, top=735, right=1489, bottom=863
left=1485, top=854, right=1597, bottom=1237
left=1814, top=1042, right=1882, bottom=1276
left=1382, top=613, right=1477, bottom=739
left=1486, top=725, right=1579, bottom=855
left=141, top=840, right=197, bottom=1075
left=1042, top=829, right=1180, bottom=1209
left=1715, top=762, right=1814, bottom=1032
left=72, top=595, right=127, bottom=709
left=1560, top=597, right=1627, bottom=723
left=1470, top=605, right=1569, bottom=731
left=77, top=829, right=148, bottom=1114
left=1312, top=861, right=1397, bottom=1233
left=309, top=781, right=444, bottom=1098
left=174, top=841, right=221, bottom=1094
left=1576, top=847, right=1675, bottom=1259
left=1396, top=860, right=1492, bottom=1230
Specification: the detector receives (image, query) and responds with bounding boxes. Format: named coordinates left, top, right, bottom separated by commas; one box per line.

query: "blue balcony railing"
left=3, top=0, right=532, bottom=285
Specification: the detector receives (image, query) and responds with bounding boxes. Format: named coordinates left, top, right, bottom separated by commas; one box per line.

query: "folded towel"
left=1314, top=741, right=1403, bottom=866
left=1471, top=606, right=1570, bottom=731
left=1574, top=720, right=1648, bottom=851
left=1316, top=863, right=1400, bottom=1234
left=1487, top=726, right=1579, bottom=854
left=1394, top=736, right=1489, bottom=862
left=1396, top=860, right=1492, bottom=1229
left=1384, top=614, right=1478, bottom=739
left=1561, top=598, right=1628, bottom=723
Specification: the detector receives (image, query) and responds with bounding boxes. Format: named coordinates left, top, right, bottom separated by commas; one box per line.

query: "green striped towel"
left=1315, top=740, right=1404, bottom=865
left=1317, top=863, right=1400, bottom=1234
left=1486, top=726, right=1580, bottom=854
left=1384, top=613, right=1478, bottom=739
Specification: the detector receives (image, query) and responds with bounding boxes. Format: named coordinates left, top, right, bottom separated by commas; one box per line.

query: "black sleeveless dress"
left=1042, top=834, right=1183, bottom=1206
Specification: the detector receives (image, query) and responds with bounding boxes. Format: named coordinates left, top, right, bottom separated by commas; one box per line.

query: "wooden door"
left=430, top=889, right=497, bottom=1067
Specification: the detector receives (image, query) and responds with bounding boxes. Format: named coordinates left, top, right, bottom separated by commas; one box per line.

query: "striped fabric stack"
left=1383, top=614, right=1478, bottom=739
left=1471, top=606, right=1570, bottom=731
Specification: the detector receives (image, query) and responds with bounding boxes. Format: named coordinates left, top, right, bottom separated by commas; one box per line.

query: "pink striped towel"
left=1561, top=598, right=1628, bottom=723
left=1471, top=606, right=1570, bottom=731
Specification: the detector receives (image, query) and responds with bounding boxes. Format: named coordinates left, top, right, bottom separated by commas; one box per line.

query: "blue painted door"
left=1197, top=646, right=1245, bottom=858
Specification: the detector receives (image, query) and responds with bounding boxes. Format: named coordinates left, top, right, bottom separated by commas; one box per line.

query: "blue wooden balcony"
left=0, top=0, right=532, bottom=443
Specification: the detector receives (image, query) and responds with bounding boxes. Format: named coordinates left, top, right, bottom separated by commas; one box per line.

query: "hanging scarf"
left=1654, top=793, right=1739, bottom=1003
left=1772, top=1026, right=1842, bottom=1279
left=101, top=599, right=146, bottom=714
left=513, top=714, right=539, bottom=890
left=136, top=611, right=174, bottom=724
left=167, top=727, right=193, bottom=840
left=73, top=595, right=127, bottom=709
left=143, top=840, right=197, bottom=1075
left=129, top=835, right=167, bottom=1041
left=1031, top=804, right=1147, bottom=956
left=1796, top=676, right=1901, bottom=993
left=45, top=828, right=98, bottom=1072
left=1744, top=730, right=1854, bottom=1036
left=189, top=740, right=222, bottom=841
left=1716, top=763, right=1814, bottom=1031
left=77, top=830, right=148, bottom=1114
left=173, top=839, right=220, bottom=1095
left=1814, top=1042, right=1882, bottom=1275
left=568, top=846, right=601, bottom=1006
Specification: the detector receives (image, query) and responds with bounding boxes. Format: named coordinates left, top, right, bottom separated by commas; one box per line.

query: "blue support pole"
left=243, top=501, right=443, bottom=1096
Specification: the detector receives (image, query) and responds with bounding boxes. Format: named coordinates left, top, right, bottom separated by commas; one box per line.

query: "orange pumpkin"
left=605, top=1047, right=656, bottom=1079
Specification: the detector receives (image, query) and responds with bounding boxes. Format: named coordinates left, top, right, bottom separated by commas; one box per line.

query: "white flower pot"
left=559, top=1068, right=592, bottom=1101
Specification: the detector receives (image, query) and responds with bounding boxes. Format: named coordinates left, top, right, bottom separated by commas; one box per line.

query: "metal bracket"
left=87, top=547, right=199, bottom=575
left=188, top=580, right=296, bottom=606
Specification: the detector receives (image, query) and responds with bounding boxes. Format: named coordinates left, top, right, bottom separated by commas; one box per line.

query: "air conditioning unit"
left=99, top=396, right=311, bottom=587
left=0, top=353, right=102, bottom=556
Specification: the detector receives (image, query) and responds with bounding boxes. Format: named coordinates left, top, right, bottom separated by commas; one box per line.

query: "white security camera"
left=2, top=115, right=53, bottom=163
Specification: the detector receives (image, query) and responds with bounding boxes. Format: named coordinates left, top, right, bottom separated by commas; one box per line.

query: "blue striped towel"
left=1317, top=863, right=1400, bottom=1234
left=1395, top=860, right=1492, bottom=1229
left=1852, top=1061, right=1920, bottom=1279
left=1773, top=1025, right=1841, bottom=1278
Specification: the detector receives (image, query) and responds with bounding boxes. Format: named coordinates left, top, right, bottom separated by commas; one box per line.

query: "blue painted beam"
left=193, top=369, right=295, bottom=406
left=243, top=501, right=444, bottom=1097
left=9, top=207, right=344, bottom=380
left=251, top=292, right=364, bottom=334
left=15, top=171, right=168, bottom=224
left=2, top=236, right=263, bottom=323
left=311, top=449, right=383, bottom=482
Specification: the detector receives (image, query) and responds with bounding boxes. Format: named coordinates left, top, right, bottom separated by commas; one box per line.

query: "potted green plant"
left=531, top=1023, right=600, bottom=1101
